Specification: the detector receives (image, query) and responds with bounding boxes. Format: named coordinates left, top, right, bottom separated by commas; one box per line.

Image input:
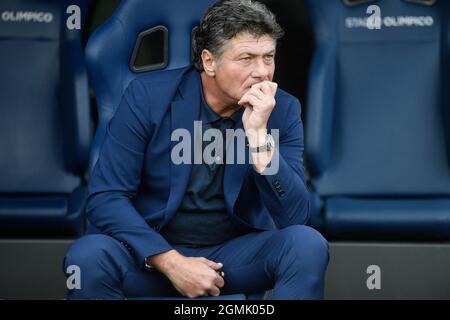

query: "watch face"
left=267, top=134, right=275, bottom=150
left=250, top=134, right=275, bottom=153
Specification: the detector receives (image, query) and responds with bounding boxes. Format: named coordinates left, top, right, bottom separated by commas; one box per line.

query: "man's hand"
left=239, top=81, right=278, bottom=173
left=239, top=80, right=277, bottom=146
left=147, top=250, right=225, bottom=298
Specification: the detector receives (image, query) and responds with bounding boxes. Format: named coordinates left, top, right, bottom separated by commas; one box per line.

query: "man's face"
left=212, top=33, right=276, bottom=103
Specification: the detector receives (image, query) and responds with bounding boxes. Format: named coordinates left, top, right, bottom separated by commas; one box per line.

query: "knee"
left=63, top=234, right=130, bottom=299
left=63, top=234, right=121, bottom=274
left=277, top=225, right=329, bottom=268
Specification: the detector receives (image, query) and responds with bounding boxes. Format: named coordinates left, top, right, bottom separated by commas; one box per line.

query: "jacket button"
left=272, top=179, right=281, bottom=188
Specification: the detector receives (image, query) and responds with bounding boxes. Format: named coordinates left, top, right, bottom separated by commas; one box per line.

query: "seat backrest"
left=0, top=0, right=91, bottom=194
left=85, top=0, right=216, bottom=172
left=305, top=0, right=450, bottom=198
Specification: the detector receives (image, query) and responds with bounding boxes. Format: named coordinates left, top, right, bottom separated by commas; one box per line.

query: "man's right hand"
left=147, top=250, right=225, bottom=298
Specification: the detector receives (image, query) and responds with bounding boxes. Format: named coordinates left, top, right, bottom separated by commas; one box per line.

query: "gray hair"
left=192, top=0, right=284, bottom=71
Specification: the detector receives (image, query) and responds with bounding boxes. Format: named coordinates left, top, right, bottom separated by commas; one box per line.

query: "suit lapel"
left=223, top=119, right=251, bottom=214
left=165, top=70, right=201, bottom=220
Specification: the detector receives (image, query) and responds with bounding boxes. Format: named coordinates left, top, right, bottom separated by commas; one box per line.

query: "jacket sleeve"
left=87, top=80, right=173, bottom=267
left=252, top=97, right=310, bottom=227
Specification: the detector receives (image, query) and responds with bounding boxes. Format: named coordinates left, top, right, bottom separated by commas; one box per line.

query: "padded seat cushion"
left=0, top=187, right=86, bottom=236
left=326, top=197, right=450, bottom=240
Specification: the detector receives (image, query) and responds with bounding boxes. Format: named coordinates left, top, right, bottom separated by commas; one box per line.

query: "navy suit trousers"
left=63, top=225, right=329, bottom=299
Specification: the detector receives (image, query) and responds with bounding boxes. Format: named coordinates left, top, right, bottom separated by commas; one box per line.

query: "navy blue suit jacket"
left=87, top=66, right=310, bottom=266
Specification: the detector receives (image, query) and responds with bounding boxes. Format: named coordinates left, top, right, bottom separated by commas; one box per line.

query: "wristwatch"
left=144, top=257, right=155, bottom=270
left=249, top=134, right=275, bottom=153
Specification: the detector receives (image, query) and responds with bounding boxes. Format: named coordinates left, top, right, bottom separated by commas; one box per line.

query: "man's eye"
left=241, top=57, right=251, bottom=62
left=264, top=55, right=275, bottom=61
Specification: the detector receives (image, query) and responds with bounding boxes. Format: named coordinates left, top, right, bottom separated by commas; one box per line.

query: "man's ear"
left=201, top=49, right=216, bottom=77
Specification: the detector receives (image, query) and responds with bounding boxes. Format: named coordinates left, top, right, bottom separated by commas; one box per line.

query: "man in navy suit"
left=64, top=0, right=328, bottom=299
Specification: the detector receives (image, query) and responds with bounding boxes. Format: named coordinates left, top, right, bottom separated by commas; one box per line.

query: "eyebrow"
left=237, top=49, right=276, bottom=57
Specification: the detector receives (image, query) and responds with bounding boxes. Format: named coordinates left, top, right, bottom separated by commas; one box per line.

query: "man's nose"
left=251, top=58, right=270, bottom=80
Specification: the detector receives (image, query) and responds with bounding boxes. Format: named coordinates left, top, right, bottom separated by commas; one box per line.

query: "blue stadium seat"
left=0, top=0, right=92, bottom=236
left=305, top=0, right=450, bottom=240
left=86, top=0, right=216, bottom=172
left=85, top=0, right=266, bottom=300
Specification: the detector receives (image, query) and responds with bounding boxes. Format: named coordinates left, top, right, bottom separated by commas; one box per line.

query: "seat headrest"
left=343, top=0, right=437, bottom=6
left=343, top=0, right=379, bottom=6
left=0, top=0, right=60, bottom=40
left=403, top=0, right=436, bottom=6
left=339, top=0, right=440, bottom=43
